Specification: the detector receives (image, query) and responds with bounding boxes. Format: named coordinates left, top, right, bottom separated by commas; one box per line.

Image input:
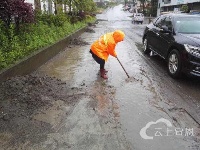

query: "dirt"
left=0, top=72, right=130, bottom=149
left=85, top=27, right=95, bottom=33
left=88, top=22, right=97, bottom=27
left=0, top=73, right=85, bottom=147
left=69, top=37, right=90, bottom=46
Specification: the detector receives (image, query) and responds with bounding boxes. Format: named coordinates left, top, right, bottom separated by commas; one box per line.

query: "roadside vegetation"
left=123, top=0, right=158, bottom=17
left=0, top=0, right=99, bottom=71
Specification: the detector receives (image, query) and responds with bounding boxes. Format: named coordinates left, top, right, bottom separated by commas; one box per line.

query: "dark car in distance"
left=189, top=10, right=200, bottom=15
left=142, top=13, right=200, bottom=78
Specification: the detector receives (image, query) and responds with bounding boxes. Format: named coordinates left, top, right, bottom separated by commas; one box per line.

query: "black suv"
left=142, top=13, right=200, bottom=78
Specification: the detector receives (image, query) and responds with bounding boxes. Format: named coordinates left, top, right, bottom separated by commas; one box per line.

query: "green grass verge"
left=0, top=17, right=95, bottom=71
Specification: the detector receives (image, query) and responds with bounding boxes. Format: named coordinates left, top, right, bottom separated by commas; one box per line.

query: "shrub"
left=36, top=13, right=68, bottom=27
left=181, top=5, right=189, bottom=13
left=0, top=16, right=95, bottom=71
left=0, top=51, right=6, bottom=70
left=0, top=0, right=34, bottom=35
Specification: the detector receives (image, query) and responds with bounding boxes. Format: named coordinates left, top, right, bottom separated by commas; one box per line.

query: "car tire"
left=167, top=49, right=182, bottom=78
left=143, top=37, right=150, bottom=54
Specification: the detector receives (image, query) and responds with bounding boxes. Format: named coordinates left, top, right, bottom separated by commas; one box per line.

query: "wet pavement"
left=1, top=4, right=200, bottom=150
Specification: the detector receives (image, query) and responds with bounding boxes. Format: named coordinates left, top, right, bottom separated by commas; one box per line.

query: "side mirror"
left=161, top=25, right=172, bottom=33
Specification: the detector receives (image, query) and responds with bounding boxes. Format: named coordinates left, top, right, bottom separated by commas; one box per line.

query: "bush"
left=0, top=51, right=6, bottom=69
left=53, top=14, right=68, bottom=26
left=181, top=5, right=189, bottom=13
left=37, top=13, right=69, bottom=27
left=0, top=0, right=34, bottom=36
left=0, top=15, right=95, bottom=71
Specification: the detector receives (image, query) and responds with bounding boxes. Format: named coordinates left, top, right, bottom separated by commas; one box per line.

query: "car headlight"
left=184, top=44, right=200, bottom=57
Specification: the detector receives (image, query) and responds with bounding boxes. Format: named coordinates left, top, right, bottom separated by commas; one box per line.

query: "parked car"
left=142, top=13, right=200, bottom=78
left=189, top=10, right=200, bottom=15
left=132, top=13, right=144, bottom=24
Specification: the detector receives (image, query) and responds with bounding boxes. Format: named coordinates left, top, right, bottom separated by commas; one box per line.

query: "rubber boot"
left=100, top=69, right=108, bottom=79
left=99, top=69, right=108, bottom=73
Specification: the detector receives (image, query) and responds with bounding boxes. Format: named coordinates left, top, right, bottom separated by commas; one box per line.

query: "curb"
left=0, top=27, right=86, bottom=82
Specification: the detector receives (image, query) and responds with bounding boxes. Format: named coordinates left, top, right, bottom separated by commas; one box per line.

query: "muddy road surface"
left=0, top=4, right=200, bottom=150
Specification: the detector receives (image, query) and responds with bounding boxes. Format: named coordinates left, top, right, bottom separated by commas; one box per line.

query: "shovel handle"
left=116, top=57, right=130, bottom=78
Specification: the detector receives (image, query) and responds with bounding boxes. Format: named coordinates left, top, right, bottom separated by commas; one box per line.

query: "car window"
left=155, top=16, right=166, bottom=27
left=175, top=17, right=200, bottom=34
left=163, top=16, right=173, bottom=31
left=134, top=13, right=143, bottom=17
left=152, top=17, right=160, bottom=25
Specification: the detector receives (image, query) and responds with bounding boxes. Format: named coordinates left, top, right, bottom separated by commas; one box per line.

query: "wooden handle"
left=116, top=57, right=130, bottom=78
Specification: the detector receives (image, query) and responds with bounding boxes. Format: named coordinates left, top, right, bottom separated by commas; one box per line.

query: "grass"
left=0, top=17, right=95, bottom=71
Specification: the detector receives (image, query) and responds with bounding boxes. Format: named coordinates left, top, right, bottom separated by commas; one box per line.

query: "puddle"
left=33, top=100, right=67, bottom=129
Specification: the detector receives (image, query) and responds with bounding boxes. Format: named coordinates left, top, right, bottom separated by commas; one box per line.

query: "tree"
left=138, top=0, right=148, bottom=14
left=132, top=0, right=136, bottom=6
left=34, top=0, right=41, bottom=12
left=0, top=0, right=34, bottom=37
left=75, top=0, right=96, bottom=12
left=61, top=0, right=96, bottom=14
left=180, top=4, right=189, bottom=13
left=47, top=0, right=53, bottom=14
left=0, top=0, right=12, bottom=29
left=124, top=0, right=128, bottom=6
left=150, top=0, right=158, bottom=17
left=40, top=0, right=96, bottom=15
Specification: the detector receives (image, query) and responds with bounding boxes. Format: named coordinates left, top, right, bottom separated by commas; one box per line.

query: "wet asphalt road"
left=36, top=5, right=200, bottom=150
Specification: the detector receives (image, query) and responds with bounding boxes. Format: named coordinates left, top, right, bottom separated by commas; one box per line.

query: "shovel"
left=116, top=56, right=130, bottom=78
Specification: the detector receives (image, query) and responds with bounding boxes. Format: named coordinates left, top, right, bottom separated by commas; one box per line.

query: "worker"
left=90, top=30, right=125, bottom=79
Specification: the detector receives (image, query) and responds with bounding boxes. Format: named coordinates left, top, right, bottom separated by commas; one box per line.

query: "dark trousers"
left=90, top=50, right=105, bottom=69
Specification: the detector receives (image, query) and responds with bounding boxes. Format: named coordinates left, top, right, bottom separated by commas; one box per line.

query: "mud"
left=1, top=4, right=200, bottom=150
left=87, top=22, right=97, bottom=27
left=85, top=27, right=95, bottom=33
left=0, top=73, right=85, bottom=147
left=69, top=37, right=89, bottom=46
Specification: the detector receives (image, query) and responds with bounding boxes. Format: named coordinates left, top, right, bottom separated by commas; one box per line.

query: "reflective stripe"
left=97, top=34, right=108, bottom=48
left=103, top=34, right=108, bottom=47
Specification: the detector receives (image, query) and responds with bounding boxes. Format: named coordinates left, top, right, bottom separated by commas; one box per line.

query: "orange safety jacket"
left=90, top=30, right=125, bottom=61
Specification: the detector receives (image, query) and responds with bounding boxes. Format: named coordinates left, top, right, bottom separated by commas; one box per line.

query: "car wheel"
left=143, top=37, right=150, bottom=54
left=167, top=49, right=182, bottom=78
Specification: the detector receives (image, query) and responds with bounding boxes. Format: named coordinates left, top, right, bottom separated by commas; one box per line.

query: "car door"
left=147, top=16, right=166, bottom=55
left=156, top=16, right=174, bottom=57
